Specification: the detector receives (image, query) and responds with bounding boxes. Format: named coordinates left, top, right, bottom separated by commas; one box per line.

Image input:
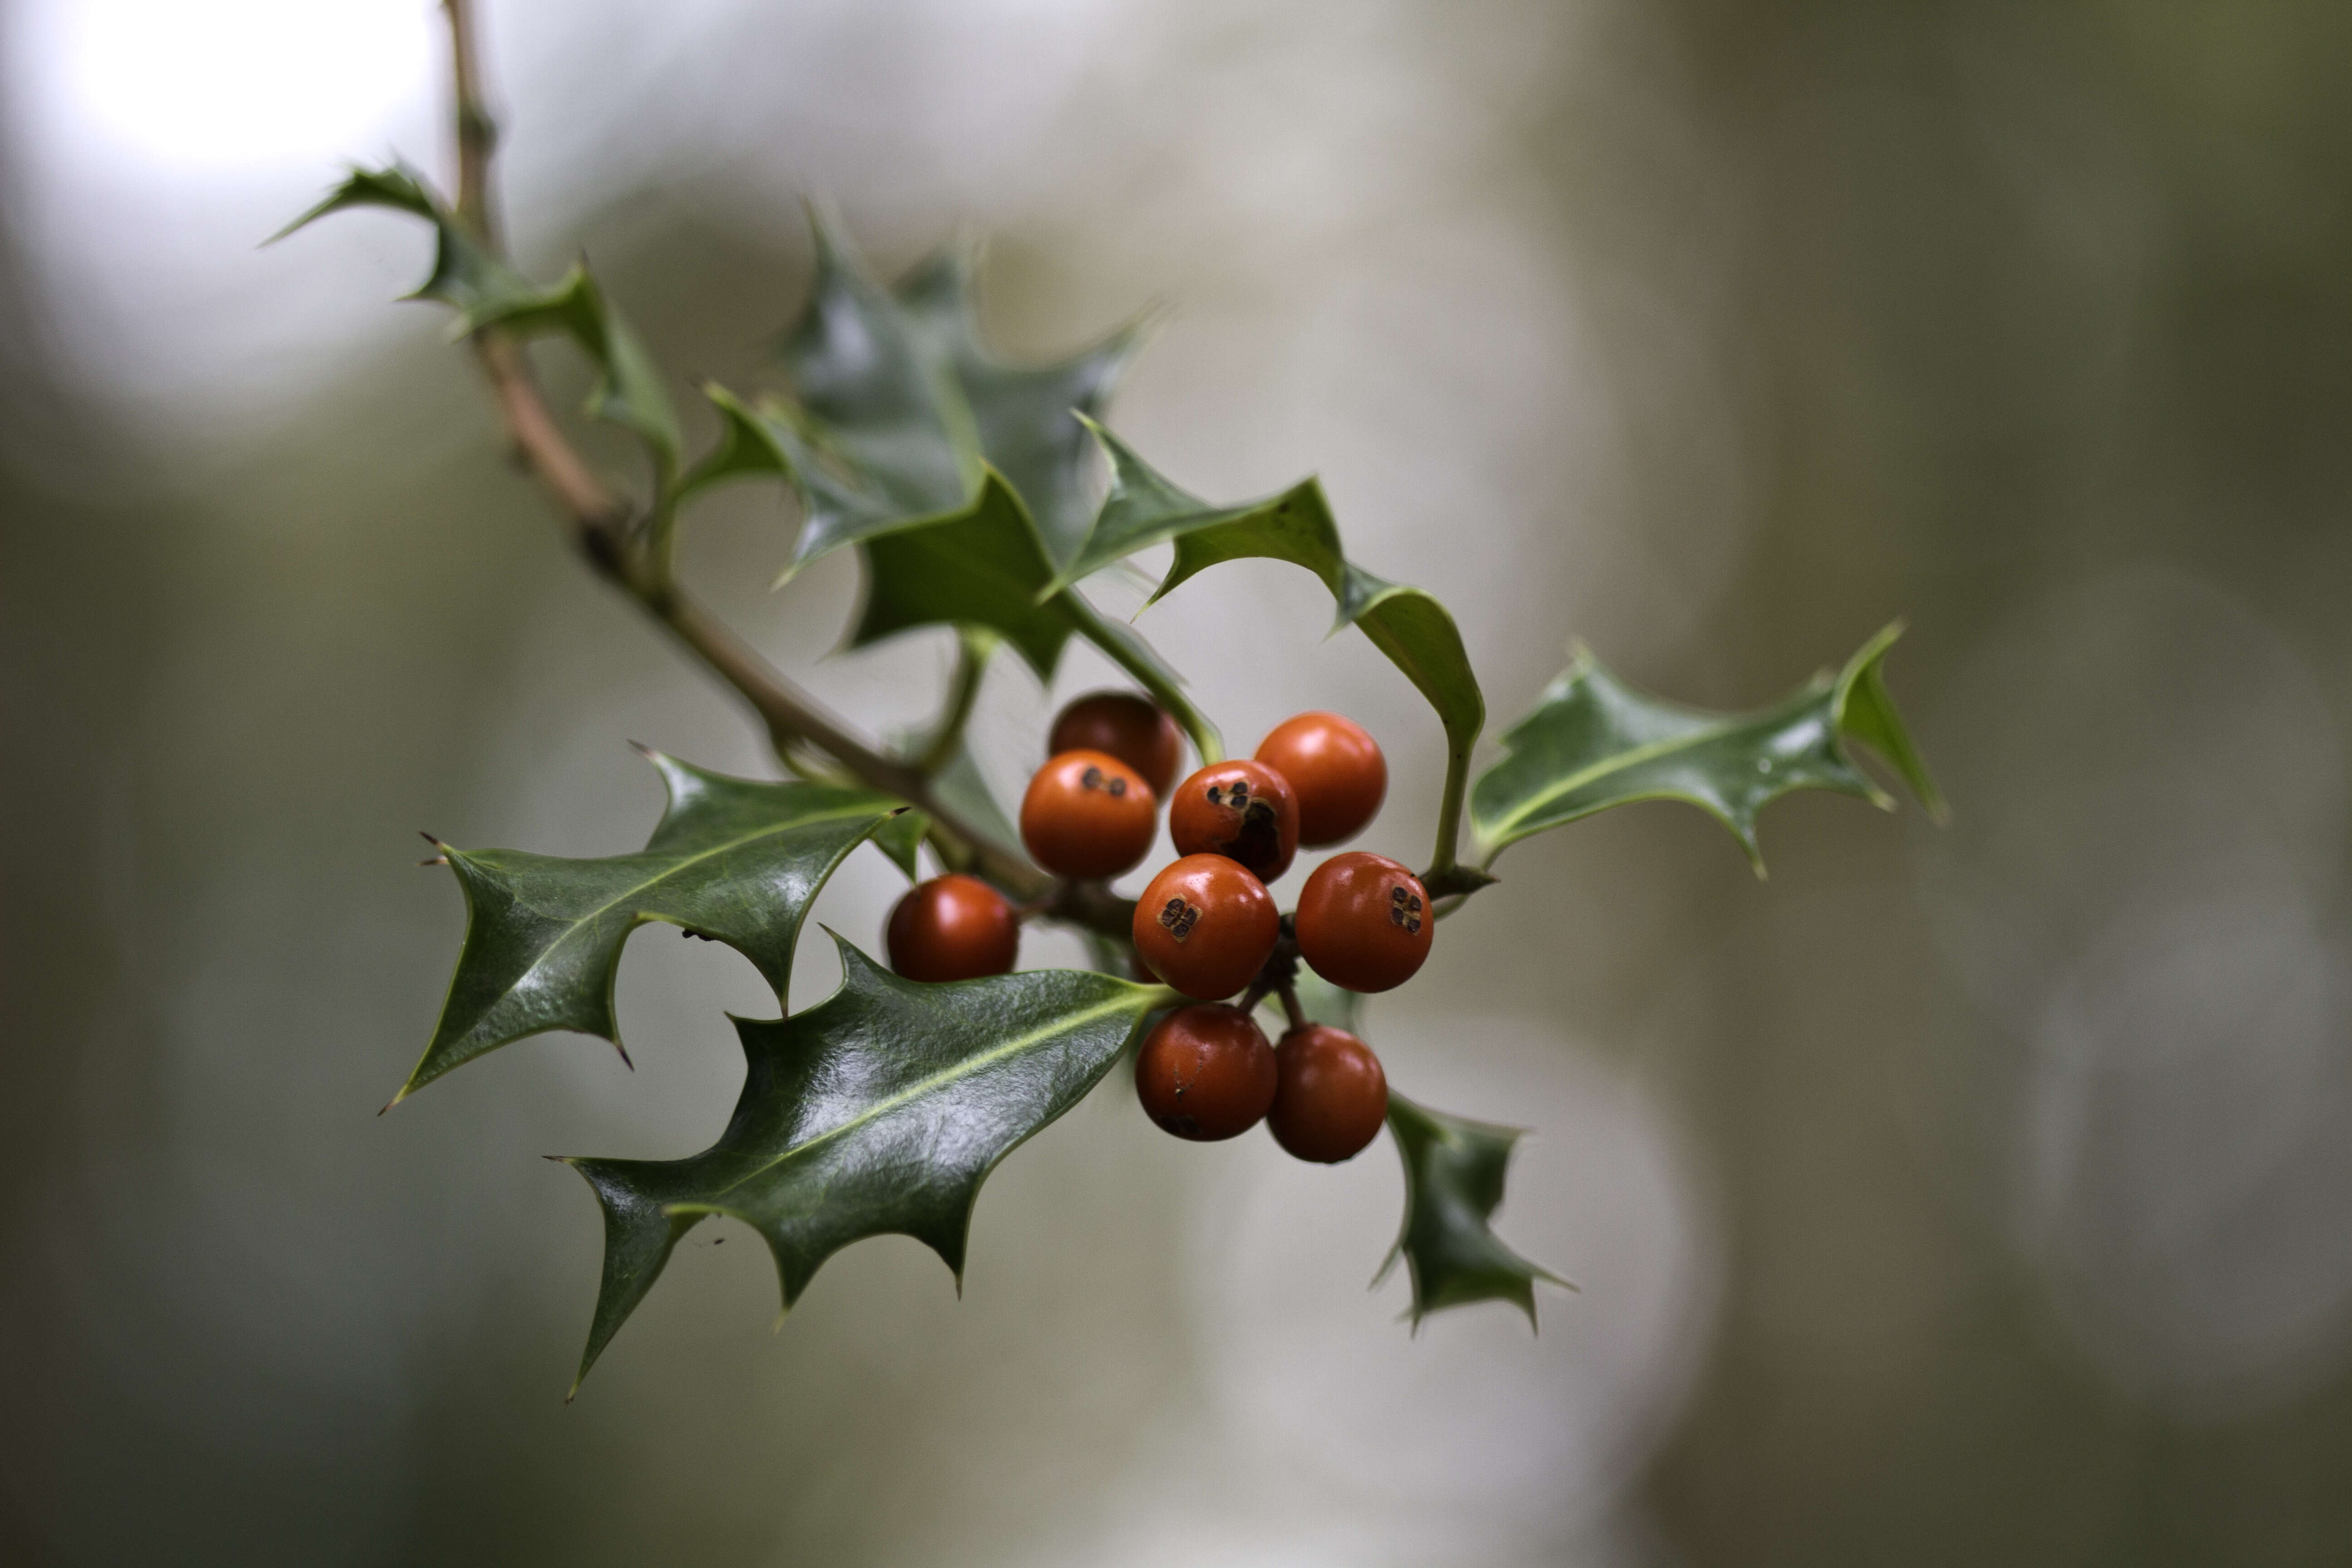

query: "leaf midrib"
left=710, top=990, right=1144, bottom=1200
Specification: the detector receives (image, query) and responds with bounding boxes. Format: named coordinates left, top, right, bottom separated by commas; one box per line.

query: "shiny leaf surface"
left=1377, top=1094, right=1568, bottom=1327
left=1056, top=422, right=1485, bottom=768
left=560, top=944, right=1165, bottom=1390
left=398, top=752, right=900, bottom=1101
left=1470, top=621, right=1943, bottom=871
left=775, top=214, right=979, bottom=525
left=896, top=241, right=1142, bottom=565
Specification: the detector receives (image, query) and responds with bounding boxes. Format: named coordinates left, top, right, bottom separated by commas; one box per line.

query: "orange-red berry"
left=1168, top=759, right=1299, bottom=882
left=1295, top=852, right=1433, bottom=993
left=1267, top=1024, right=1389, bottom=1162
left=1135, top=1004, right=1278, bottom=1141
left=1020, top=749, right=1157, bottom=878
left=1255, top=711, right=1386, bottom=847
left=1132, top=853, right=1280, bottom=1000
left=1049, top=691, right=1183, bottom=798
left=886, top=874, right=1020, bottom=982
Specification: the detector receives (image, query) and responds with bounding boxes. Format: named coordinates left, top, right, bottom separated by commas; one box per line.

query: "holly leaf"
left=279, top=167, right=680, bottom=472
left=472, top=264, right=683, bottom=474
left=1377, top=1094, right=1568, bottom=1327
left=775, top=212, right=980, bottom=521
left=679, top=390, right=1065, bottom=668
left=559, top=944, right=1165, bottom=1392
left=868, top=808, right=929, bottom=882
left=673, top=223, right=1213, bottom=749
left=1470, top=620, right=1945, bottom=872
left=684, top=388, right=1188, bottom=702
left=896, top=240, right=1144, bottom=566
left=398, top=752, right=902, bottom=1102
left=848, top=472, right=1081, bottom=677
left=739, top=214, right=1142, bottom=568
left=1051, top=422, right=1485, bottom=770
left=274, top=164, right=538, bottom=321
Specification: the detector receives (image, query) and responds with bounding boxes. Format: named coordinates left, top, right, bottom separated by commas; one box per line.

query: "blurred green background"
left=7, top=0, right=2352, bottom=1562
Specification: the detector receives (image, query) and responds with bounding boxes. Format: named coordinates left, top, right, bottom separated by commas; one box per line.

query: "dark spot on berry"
left=1389, top=905, right=1406, bottom=927
left=1107, top=776, right=1127, bottom=797
left=1158, top=897, right=1200, bottom=941
left=1205, top=784, right=1224, bottom=806
left=1406, top=916, right=1423, bottom=934
left=1407, top=894, right=1422, bottom=912
left=1082, top=765, right=1104, bottom=789
left=1389, top=887, right=1407, bottom=905
left=1229, top=780, right=1250, bottom=804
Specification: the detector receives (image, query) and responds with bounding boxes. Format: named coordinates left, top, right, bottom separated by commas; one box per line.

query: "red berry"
left=1132, top=854, right=1279, bottom=1000
left=1049, top=691, right=1183, bottom=798
left=1255, top=711, right=1386, bottom=847
left=1167, top=759, right=1299, bottom=882
left=1135, top=1004, right=1277, bottom=1140
left=1020, top=749, right=1157, bottom=878
left=1295, top=852, right=1432, bottom=993
left=886, top=874, right=1020, bottom=982
left=1268, top=1024, right=1389, bottom=1162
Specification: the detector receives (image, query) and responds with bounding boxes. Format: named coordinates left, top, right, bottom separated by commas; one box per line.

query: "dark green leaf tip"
left=268, top=162, right=440, bottom=245
left=1381, top=1094, right=1568, bottom=1329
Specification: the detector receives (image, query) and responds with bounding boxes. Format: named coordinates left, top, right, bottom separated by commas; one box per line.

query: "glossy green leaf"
left=738, top=215, right=1142, bottom=569
left=471, top=265, right=682, bottom=472
left=676, top=386, right=904, bottom=568
left=559, top=943, right=1165, bottom=1391
left=274, top=164, right=538, bottom=321
left=1054, top=422, right=1485, bottom=766
left=398, top=752, right=901, bottom=1102
left=1377, top=1094, right=1568, bottom=1328
left=776, top=213, right=980, bottom=522
left=1470, top=620, right=1944, bottom=872
left=851, top=471, right=1083, bottom=677
left=279, top=167, right=679, bottom=470
left=896, top=240, right=1143, bottom=565
left=868, top=808, right=929, bottom=882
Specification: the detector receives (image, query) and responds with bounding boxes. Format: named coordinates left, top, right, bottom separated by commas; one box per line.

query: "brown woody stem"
left=434, top=0, right=1076, bottom=914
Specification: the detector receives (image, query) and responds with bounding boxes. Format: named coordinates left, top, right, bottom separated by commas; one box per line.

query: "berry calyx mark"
left=1388, top=884, right=1425, bottom=934
left=1080, top=764, right=1128, bottom=799
left=1158, top=897, right=1201, bottom=942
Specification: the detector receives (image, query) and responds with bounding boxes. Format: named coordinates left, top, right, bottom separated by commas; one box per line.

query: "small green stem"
left=918, top=629, right=992, bottom=776
left=640, top=485, right=681, bottom=594
left=1060, top=594, right=1223, bottom=764
left=1419, top=734, right=1474, bottom=890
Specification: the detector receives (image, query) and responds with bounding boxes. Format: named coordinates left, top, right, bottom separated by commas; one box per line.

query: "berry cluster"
left=885, top=691, right=1427, bottom=1164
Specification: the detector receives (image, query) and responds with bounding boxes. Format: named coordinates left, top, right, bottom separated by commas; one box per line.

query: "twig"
left=432, top=0, right=1063, bottom=909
